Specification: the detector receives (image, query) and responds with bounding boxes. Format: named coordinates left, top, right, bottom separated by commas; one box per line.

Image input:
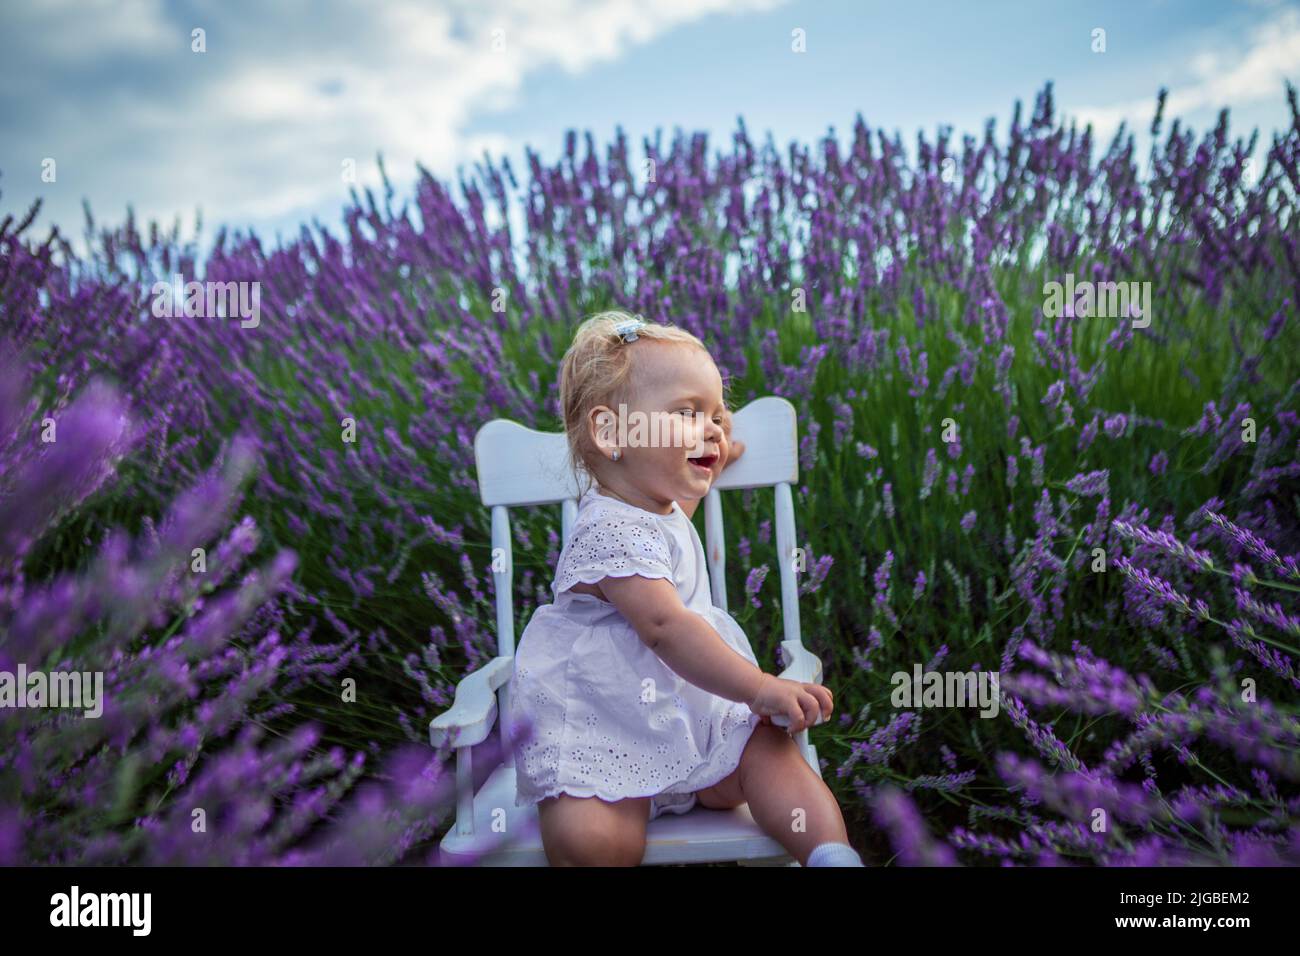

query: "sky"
left=1, top=0, right=1297, bottom=262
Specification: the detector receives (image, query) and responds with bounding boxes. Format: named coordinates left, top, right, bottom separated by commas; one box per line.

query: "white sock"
left=805, top=841, right=865, bottom=867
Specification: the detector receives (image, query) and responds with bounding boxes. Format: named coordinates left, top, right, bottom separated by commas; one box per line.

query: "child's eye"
left=675, top=408, right=695, bottom=417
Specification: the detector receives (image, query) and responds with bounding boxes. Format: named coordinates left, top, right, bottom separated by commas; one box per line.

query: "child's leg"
left=536, top=793, right=651, bottom=866
left=697, top=723, right=850, bottom=865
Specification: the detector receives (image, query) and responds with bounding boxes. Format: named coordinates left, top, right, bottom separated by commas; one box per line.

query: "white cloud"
left=3, top=0, right=784, bottom=250
left=1070, top=5, right=1300, bottom=144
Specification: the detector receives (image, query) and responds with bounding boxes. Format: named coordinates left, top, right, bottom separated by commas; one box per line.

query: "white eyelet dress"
left=504, top=487, right=763, bottom=821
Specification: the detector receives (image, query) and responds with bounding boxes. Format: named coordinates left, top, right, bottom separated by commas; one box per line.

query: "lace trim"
left=550, top=500, right=676, bottom=595
left=515, top=709, right=762, bottom=810
left=552, top=565, right=673, bottom=598
left=516, top=786, right=697, bottom=821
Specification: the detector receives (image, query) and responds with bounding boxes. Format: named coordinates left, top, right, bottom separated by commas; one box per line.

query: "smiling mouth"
left=689, top=454, right=719, bottom=471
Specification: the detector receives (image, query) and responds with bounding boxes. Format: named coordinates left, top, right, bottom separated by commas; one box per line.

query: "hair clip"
left=612, top=317, right=645, bottom=343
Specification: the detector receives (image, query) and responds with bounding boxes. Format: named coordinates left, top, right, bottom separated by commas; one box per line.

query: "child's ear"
left=588, top=405, right=619, bottom=460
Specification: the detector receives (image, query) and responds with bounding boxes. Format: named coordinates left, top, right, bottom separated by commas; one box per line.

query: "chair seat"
left=437, top=763, right=795, bottom=866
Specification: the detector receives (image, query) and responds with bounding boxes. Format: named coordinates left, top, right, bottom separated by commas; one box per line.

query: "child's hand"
left=748, top=673, right=833, bottom=734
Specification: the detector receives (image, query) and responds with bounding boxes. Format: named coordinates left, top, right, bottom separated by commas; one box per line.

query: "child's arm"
left=597, top=573, right=832, bottom=732
left=678, top=409, right=744, bottom=522
left=602, top=574, right=763, bottom=702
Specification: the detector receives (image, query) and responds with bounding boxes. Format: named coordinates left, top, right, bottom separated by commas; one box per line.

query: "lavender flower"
left=871, top=785, right=958, bottom=865
left=744, top=564, right=770, bottom=609
left=1206, top=512, right=1298, bottom=579
left=1112, top=520, right=1215, bottom=572
left=1065, top=469, right=1108, bottom=498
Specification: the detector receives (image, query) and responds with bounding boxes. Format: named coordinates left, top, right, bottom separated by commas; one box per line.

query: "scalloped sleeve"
left=552, top=505, right=675, bottom=596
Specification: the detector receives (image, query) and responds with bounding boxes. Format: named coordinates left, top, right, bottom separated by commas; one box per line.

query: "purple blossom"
left=744, top=564, right=770, bottom=609
left=1103, top=413, right=1128, bottom=439
left=871, top=785, right=958, bottom=866
left=919, top=448, right=940, bottom=499
left=1206, top=512, right=1297, bottom=579
left=1064, top=469, right=1109, bottom=497
left=872, top=550, right=895, bottom=598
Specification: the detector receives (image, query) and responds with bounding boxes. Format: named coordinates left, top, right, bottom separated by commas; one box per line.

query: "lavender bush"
left=0, top=357, right=464, bottom=864
left=2, top=81, right=1298, bottom=864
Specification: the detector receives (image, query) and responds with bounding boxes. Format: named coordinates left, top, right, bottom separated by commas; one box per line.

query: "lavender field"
left=2, top=82, right=1298, bottom=866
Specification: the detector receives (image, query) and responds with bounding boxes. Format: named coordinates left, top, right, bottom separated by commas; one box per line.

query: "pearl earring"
left=611, top=449, right=621, bottom=461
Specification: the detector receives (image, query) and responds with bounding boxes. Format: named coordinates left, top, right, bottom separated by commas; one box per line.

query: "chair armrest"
left=429, top=655, right=515, bottom=748
left=770, top=641, right=828, bottom=729
left=776, top=640, right=823, bottom=685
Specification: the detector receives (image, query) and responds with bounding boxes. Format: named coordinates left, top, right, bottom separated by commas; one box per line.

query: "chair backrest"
left=473, top=396, right=802, bottom=658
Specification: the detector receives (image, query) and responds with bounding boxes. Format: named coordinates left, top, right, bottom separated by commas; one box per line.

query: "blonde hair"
left=558, top=310, right=709, bottom=493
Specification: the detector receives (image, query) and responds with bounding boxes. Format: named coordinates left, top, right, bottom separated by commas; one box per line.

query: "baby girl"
left=503, top=310, right=862, bottom=867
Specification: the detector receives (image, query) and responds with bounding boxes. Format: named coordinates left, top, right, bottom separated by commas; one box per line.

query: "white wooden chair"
left=429, top=396, right=825, bottom=865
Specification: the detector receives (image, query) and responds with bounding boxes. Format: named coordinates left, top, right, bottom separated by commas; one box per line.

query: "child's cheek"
left=710, top=440, right=728, bottom=480
left=678, top=418, right=699, bottom=455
